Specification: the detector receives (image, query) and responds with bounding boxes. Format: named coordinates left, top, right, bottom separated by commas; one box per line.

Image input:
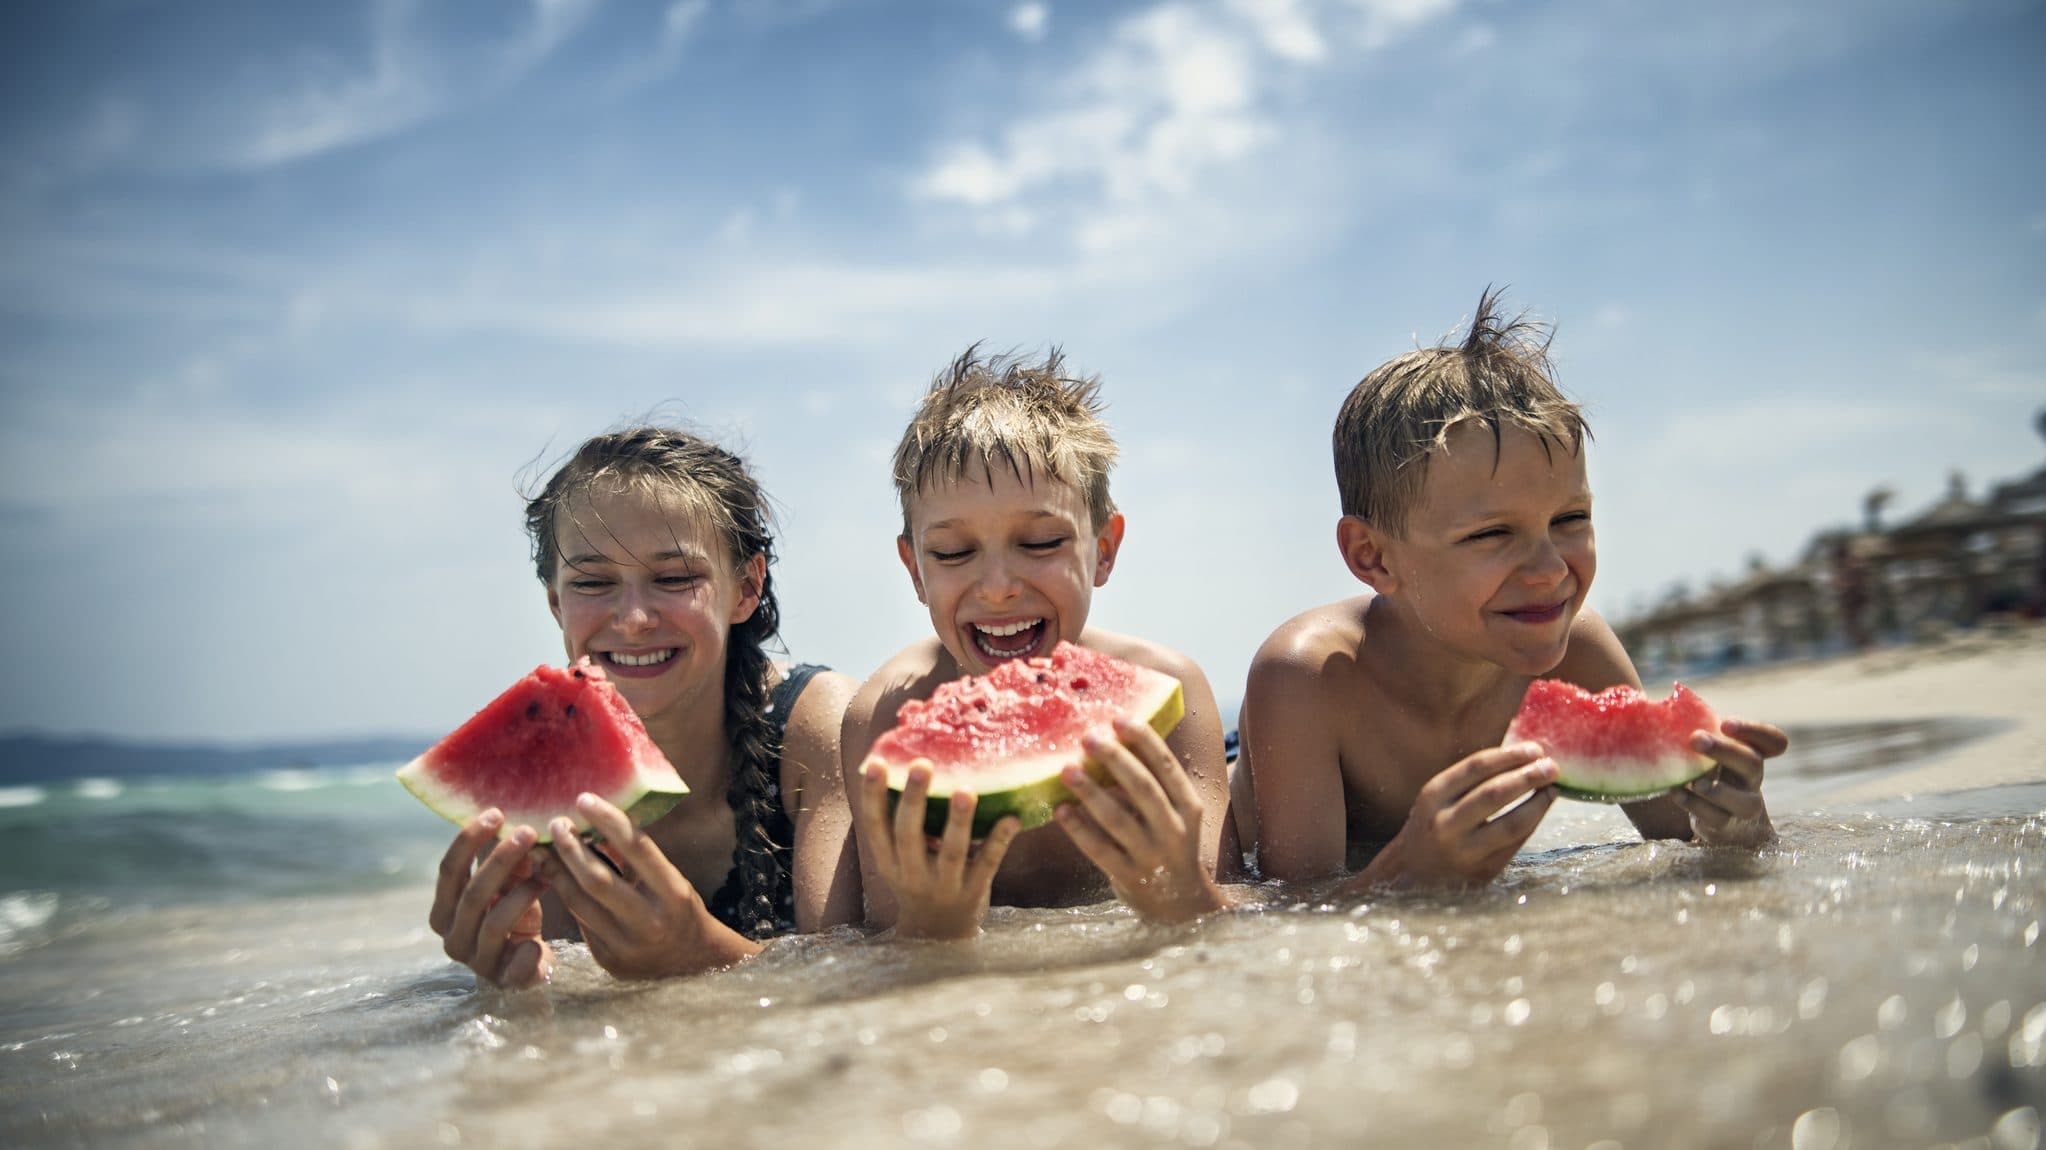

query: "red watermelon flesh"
left=867, top=641, right=1184, bottom=837
left=1504, top=679, right=1721, bottom=803
left=396, top=658, right=688, bottom=842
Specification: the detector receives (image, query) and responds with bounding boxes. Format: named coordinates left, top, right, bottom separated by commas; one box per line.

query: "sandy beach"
left=1692, top=622, right=2046, bottom=804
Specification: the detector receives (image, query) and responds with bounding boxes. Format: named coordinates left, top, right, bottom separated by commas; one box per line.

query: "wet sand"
left=1692, top=624, right=2046, bottom=805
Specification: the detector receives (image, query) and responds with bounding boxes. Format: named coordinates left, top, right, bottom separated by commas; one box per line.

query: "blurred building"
left=1619, top=412, right=2046, bottom=678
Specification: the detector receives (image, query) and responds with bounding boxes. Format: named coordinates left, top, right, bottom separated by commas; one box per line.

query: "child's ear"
left=1091, top=512, right=1127, bottom=587
left=895, top=534, right=927, bottom=604
left=728, top=553, right=767, bottom=625
left=1337, top=515, right=1398, bottom=593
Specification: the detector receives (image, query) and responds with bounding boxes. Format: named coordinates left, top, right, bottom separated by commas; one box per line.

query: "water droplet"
left=1984, top=1000, right=2014, bottom=1039
left=1990, top=1106, right=2041, bottom=1150
left=2026, top=921, right=2040, bottom=948
left=1964, top=943, right=1981, bottom=971
left=1838, top=1034, right=1882, bottom=1082
left=1246, top=1077, right=1300, bottom=1114
left=1877, top=995, right=1908, bottom=1030
left=1504, top=1092, right=1542, bottom=1125
left=1504, top=998, right=1531, bottom=1026
left=1711, top=1006, right=1735, bottom=1035
left=978, top=1067, right=1009, bottom=1093
left=1503, top=934, right=1523, bottom=956
left=1800, top=978, right=1829, bottom=1021
left=1594, top=981, right=1616, bottom=1007
left=1507, top=1125, right=1549, bottom=1150
left=1791, top=1107, right=1842, bottom=1150
left=1937, top=995, right=1968, bottom=1039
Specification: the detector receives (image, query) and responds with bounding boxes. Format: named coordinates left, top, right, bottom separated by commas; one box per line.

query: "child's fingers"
left=444, top=827, right=535, bottom=964
left=855, top=762, right=902, bottom=882
left=1672, top=789, right=1735, bottom=835
left=1684, top=771, right=1764, bottom=822
left=1469, top=787, right=1555, bottom=860
left=933, top=791, right=978, bottom=882
left=1081, top=726, right=1178, bottom=835
left=548, top=817, right=649, bottom=923
left=963, top=816, right=1023, bottom=891
left=535, top=850, right=629, bottom=946
left=577, top=794, right=691, bottom=904
left=892, top=763, right=937, bottom=885
left=430, top=810, right=504, bottom=936
left=1690, top=731, right=1764, bottom=790
left=1722, top=718, right=1789, bottom=759
left=497, top=939, right=551, bottom=989
left=1445, top=758, right=1558, bottom=835
left=1055, top=803, right=1136, bottom=877
left=1112, top=716, right=1202, bottom=815
left=470, top=877, right=543, bottom=984
left=1061, top=763, right=1147, bottom=853
left=1427, top=743, right=1546, bottom=810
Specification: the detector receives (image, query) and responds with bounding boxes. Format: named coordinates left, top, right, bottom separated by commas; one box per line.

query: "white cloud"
left=1010, top=3, right=1050, bottom=43
left=912, top=0, right=1456, bottom=254
left=230, top=0, right=437, bottom=169
left=501, top=0, right=602, bottom=71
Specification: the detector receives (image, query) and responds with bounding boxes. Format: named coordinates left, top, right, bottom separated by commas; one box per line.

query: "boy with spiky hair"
left=1239, top=290, right=1787, bottom=892
left=844, top=346, right=1234, bottom=939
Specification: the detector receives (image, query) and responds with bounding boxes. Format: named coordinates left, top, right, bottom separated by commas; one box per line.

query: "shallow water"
left=2, top=730, right=2042, bottom=1149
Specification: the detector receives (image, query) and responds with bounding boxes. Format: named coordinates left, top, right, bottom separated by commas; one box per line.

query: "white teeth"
left=974, top=619, right=1042, bottom=638
left=609, top=649, right=676, bottom=667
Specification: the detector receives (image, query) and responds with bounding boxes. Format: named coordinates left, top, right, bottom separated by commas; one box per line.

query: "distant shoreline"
left=0, top=733, right=430, bottom=785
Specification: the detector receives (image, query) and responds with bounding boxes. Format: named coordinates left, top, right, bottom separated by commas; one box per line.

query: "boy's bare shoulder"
left=846, top=639, right=954, bottom=722
left=1248, top=595, right=1375, bottom=689
left=1077, top=628, right=1211, bottom=690
left=1550, top=607, right=1642, bottom=692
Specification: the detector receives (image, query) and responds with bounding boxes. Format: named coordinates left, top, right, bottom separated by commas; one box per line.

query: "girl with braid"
left=429, top=427, right=860, bottom=987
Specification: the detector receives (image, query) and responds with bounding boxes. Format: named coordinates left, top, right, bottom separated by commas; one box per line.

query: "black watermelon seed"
left=565, top=703, right=576, bottom=717
left=525, top=701, right=540, bottom=719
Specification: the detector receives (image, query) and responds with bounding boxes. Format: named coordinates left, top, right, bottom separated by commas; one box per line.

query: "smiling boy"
left=1239, top=291, right=1787, bottom=892
left=843, top=347, right=1234, bottom=938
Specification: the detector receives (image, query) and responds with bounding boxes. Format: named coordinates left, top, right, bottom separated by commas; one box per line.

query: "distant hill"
left=0, top=732, right=431, bottom=784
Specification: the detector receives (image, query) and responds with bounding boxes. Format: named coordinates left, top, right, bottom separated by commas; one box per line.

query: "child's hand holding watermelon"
left=1054, top=717, right=1229, bottom=922
left=536, top=793, right=763, bottom=979
left=856, top=761, right=1024, bottom=940
left=430, top=810, right=556, bottom=990
left=1669, top=718, right=1786, bottom=849
left=1353, top=743, right=1562, bottom=891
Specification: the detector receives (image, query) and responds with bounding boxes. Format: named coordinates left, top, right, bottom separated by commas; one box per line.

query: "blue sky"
left=2, top=0, right=2041, bottom=742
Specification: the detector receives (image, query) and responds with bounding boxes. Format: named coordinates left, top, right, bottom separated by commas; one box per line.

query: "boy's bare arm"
left=1141, top=643, right=1233, bottom=879
left=839, top=659, right=909, bottom=928
left=1240, top=641, right=1352, bottom=883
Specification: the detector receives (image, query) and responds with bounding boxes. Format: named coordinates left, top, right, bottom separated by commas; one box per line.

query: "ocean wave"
left=74, top=778, right=123, bottom=800
left=0, top=891, right=60, bottom=956
left=0, top=786, right=45, bottom=809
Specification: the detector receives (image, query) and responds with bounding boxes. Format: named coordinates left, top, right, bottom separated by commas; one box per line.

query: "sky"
left=1, top=0, right=2042, bottom=742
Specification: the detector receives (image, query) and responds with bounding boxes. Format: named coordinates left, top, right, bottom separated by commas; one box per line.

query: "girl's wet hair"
left=524, top=427, right=792, bottom=940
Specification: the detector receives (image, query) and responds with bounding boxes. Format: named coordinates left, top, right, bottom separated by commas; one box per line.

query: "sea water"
left=1, top=734, right=2041, bottom=1149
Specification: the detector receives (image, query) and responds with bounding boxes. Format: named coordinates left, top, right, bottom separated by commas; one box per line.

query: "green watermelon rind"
left=395, top=754, right=689, bottom=843
left=884, top=675, right=1187, bottom=839
left=1546, top=754, right=1715, bottom=804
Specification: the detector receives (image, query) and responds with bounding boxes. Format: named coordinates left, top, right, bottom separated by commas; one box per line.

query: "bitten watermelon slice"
left=396, top=658, right=688, bottom=842
left=1504, top=679, right=1721, bottom=803
left=867, top=641, right=1185, bottom=837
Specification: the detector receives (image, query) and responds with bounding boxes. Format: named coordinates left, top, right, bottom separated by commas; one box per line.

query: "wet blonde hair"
left=892, top=344, right=1119, bottom=534
left=1333, top=288, right=1589, bottom=538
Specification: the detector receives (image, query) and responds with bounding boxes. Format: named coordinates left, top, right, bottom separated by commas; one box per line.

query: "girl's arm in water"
left=784, top=669, right=863, bottom=931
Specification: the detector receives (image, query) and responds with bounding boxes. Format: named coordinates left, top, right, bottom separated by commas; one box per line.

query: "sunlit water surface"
left=1, top=732, right=2042, bottom=1150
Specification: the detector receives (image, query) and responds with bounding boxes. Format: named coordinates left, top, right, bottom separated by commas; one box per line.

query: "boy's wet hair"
left=524, top=426, right=794, bottom=942
left=1333, top=288, right=1589, bottom=538
left=892, top=344, right=1119, bottom=533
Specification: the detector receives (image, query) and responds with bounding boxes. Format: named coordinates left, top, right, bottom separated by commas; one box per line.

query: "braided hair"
left=524, top=427, right=793, bottom=940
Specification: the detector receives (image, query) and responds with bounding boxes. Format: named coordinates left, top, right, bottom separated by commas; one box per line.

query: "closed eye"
left=1553, top=511, right=1592, bottom=527
left=1021, top=537, right=1069, bottom=552
left=929, top=548, right=973, bottom=563
left=567, top=577, right=614, bottom=592
left=1461, top=527, right=1508, bottom=543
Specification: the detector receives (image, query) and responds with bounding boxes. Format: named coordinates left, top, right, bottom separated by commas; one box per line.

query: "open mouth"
left=969, top=618, right=1048, bottom=663
left=598, top=648, right=678, bottom=677
left=1500, top=601, right=1568, bottom=625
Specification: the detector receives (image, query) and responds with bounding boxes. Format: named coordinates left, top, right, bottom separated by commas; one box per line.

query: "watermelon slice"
left=867, top=641, right=1185, bottom=837
left=1504, top=679, right=1721, bottom=803
left=395, top=658, right=689, bottom=842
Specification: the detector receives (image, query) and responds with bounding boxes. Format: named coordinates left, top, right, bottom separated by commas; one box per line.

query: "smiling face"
left=897, top=466, right=1124, bottom=675
left=1346, top=422, right=1595, bottom=676
left=545, top=485, right=762, bottom=734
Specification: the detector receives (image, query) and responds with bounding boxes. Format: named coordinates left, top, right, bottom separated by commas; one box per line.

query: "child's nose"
left=1520, top=537, right=1569, bottom=584
left=615, top=586, right=659, bottom=632
left=976, top=557, right=1022, bottom=602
